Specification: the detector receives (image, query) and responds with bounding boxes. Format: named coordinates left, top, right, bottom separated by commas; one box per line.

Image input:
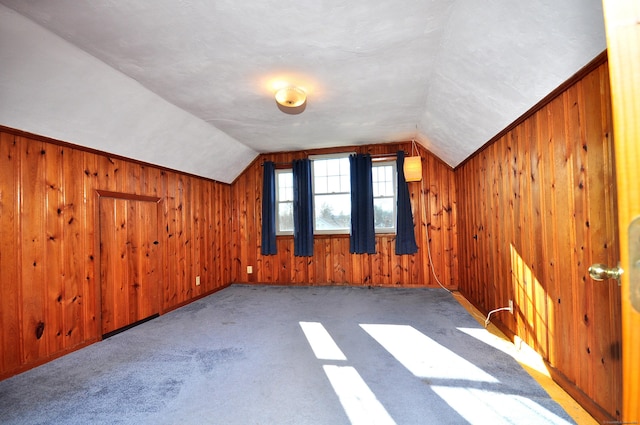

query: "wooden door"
left=99, top=192, right=162, bottom=336
left=601, top=0, right=640, bottom=422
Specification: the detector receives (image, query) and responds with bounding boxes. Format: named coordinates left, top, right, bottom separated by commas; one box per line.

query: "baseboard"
left=102, top=314, right=160, bottom=339
left=161, top=283, right=233, bottom=314
left=547, top=366, right=618, bottom=424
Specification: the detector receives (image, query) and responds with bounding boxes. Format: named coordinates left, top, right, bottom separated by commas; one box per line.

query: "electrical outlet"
left=195, top=275, right=201, bottom=286
left=247, top=266, right=253, bottom=274
left=508, top=299, right=514, bottom=314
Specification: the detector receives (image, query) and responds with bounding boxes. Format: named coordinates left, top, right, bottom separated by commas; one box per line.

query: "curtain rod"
left=261, top=161, right=292, bottom=167
left=371, top=151, right=408, bottom=157
left=260, top=151, right=409, bottom=166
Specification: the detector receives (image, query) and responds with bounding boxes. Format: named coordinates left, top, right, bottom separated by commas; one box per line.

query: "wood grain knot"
left=35, top=321, right=45, bottom=340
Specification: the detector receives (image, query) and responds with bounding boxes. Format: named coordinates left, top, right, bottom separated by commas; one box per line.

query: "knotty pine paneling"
left=231, top=143, right=457, bottom=288
left=0, top=133, right=22, bottom=372
left=456, top=61, right=621, bottom=421
left=0, top=129, right=231, bottom=379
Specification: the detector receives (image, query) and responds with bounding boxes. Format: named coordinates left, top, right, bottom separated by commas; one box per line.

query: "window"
left=312, top=154, right=352, bottom=234
left=372, top=161, right=396, bottom=234
left=276, top=169, right=293, bottom=234
left=274, top=154, right=397, bottom=236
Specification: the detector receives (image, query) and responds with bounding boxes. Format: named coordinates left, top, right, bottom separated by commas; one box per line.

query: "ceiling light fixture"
left=275, top=86, right=307, bottom=108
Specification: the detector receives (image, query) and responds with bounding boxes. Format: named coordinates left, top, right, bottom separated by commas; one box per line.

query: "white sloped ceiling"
left=0, top=1, right=606, bottom=183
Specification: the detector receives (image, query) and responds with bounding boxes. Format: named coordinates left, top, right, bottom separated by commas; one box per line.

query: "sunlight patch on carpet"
left=300, top=321, right=347, bottom=361
left=323, top=365, right=396, bottom=425
left=361, top=324, right=498, bottom=382
left=457, top=327, right=550, bottom=377
left=431, top=386, right=574, bottom=425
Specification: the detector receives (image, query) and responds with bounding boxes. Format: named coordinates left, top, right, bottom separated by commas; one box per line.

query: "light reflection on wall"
left=510, top=243, right=554, bottom=361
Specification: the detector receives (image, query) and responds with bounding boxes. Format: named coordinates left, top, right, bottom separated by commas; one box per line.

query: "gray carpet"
left=0, top=285, right=576, bottom=425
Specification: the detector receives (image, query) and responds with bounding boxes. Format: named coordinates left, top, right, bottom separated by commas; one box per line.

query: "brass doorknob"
left=588, top=263, right=623, bottom=282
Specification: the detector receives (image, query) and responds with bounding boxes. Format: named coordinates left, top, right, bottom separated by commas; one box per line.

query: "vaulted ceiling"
left=0, top=1, right=606, bottom=183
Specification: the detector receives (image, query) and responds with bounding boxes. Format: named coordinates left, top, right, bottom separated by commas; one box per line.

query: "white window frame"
left=275, top=168, right=294, bottom=235
left=371, top=160, right=397, bottom=234
left=310, top=153, right=354, bottom=235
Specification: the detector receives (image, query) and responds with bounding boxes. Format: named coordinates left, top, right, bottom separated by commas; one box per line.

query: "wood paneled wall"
left=230, top=143, right=458, bottom=288
left=0, top=130, right=231, bottom=379
left=456, top=60, right=621, bottom=421
left=1, top=58, right=621, bottom=422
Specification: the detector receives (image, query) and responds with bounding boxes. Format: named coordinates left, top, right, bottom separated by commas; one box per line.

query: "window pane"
left=327, top=176, right=340, bottom=192
left=373, top=165, right=394, bottom=197
left=373, top=180, right=382, bottom=197
left=314, top=160, right=327, bottom=178
left=315, top=193, right=351, bottom=231
left=374, top=198, right=394, bottom=229
left=278, top=172, right=293, bottom=201
left=278, top=202, right=294, bottom=232
left=340, top=175, right=350, bottom=192
left=326, top=158, right=340, bottom=176
left=372, top=166, right=380, bottom=182
left=315, top=176, right=328, bottom=194
left=385, top=167, right=394, bottom=195
left=339, top=157, right=350, bottom=178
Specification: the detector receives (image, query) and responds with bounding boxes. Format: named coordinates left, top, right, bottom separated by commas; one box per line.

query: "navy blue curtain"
left=293, top=159, right=314, bottom=257
left=396, top=151, right=418, bottom=255
left=261, top=161, right=277, bottom=255
left=349, top=154, right=376, bottom=254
